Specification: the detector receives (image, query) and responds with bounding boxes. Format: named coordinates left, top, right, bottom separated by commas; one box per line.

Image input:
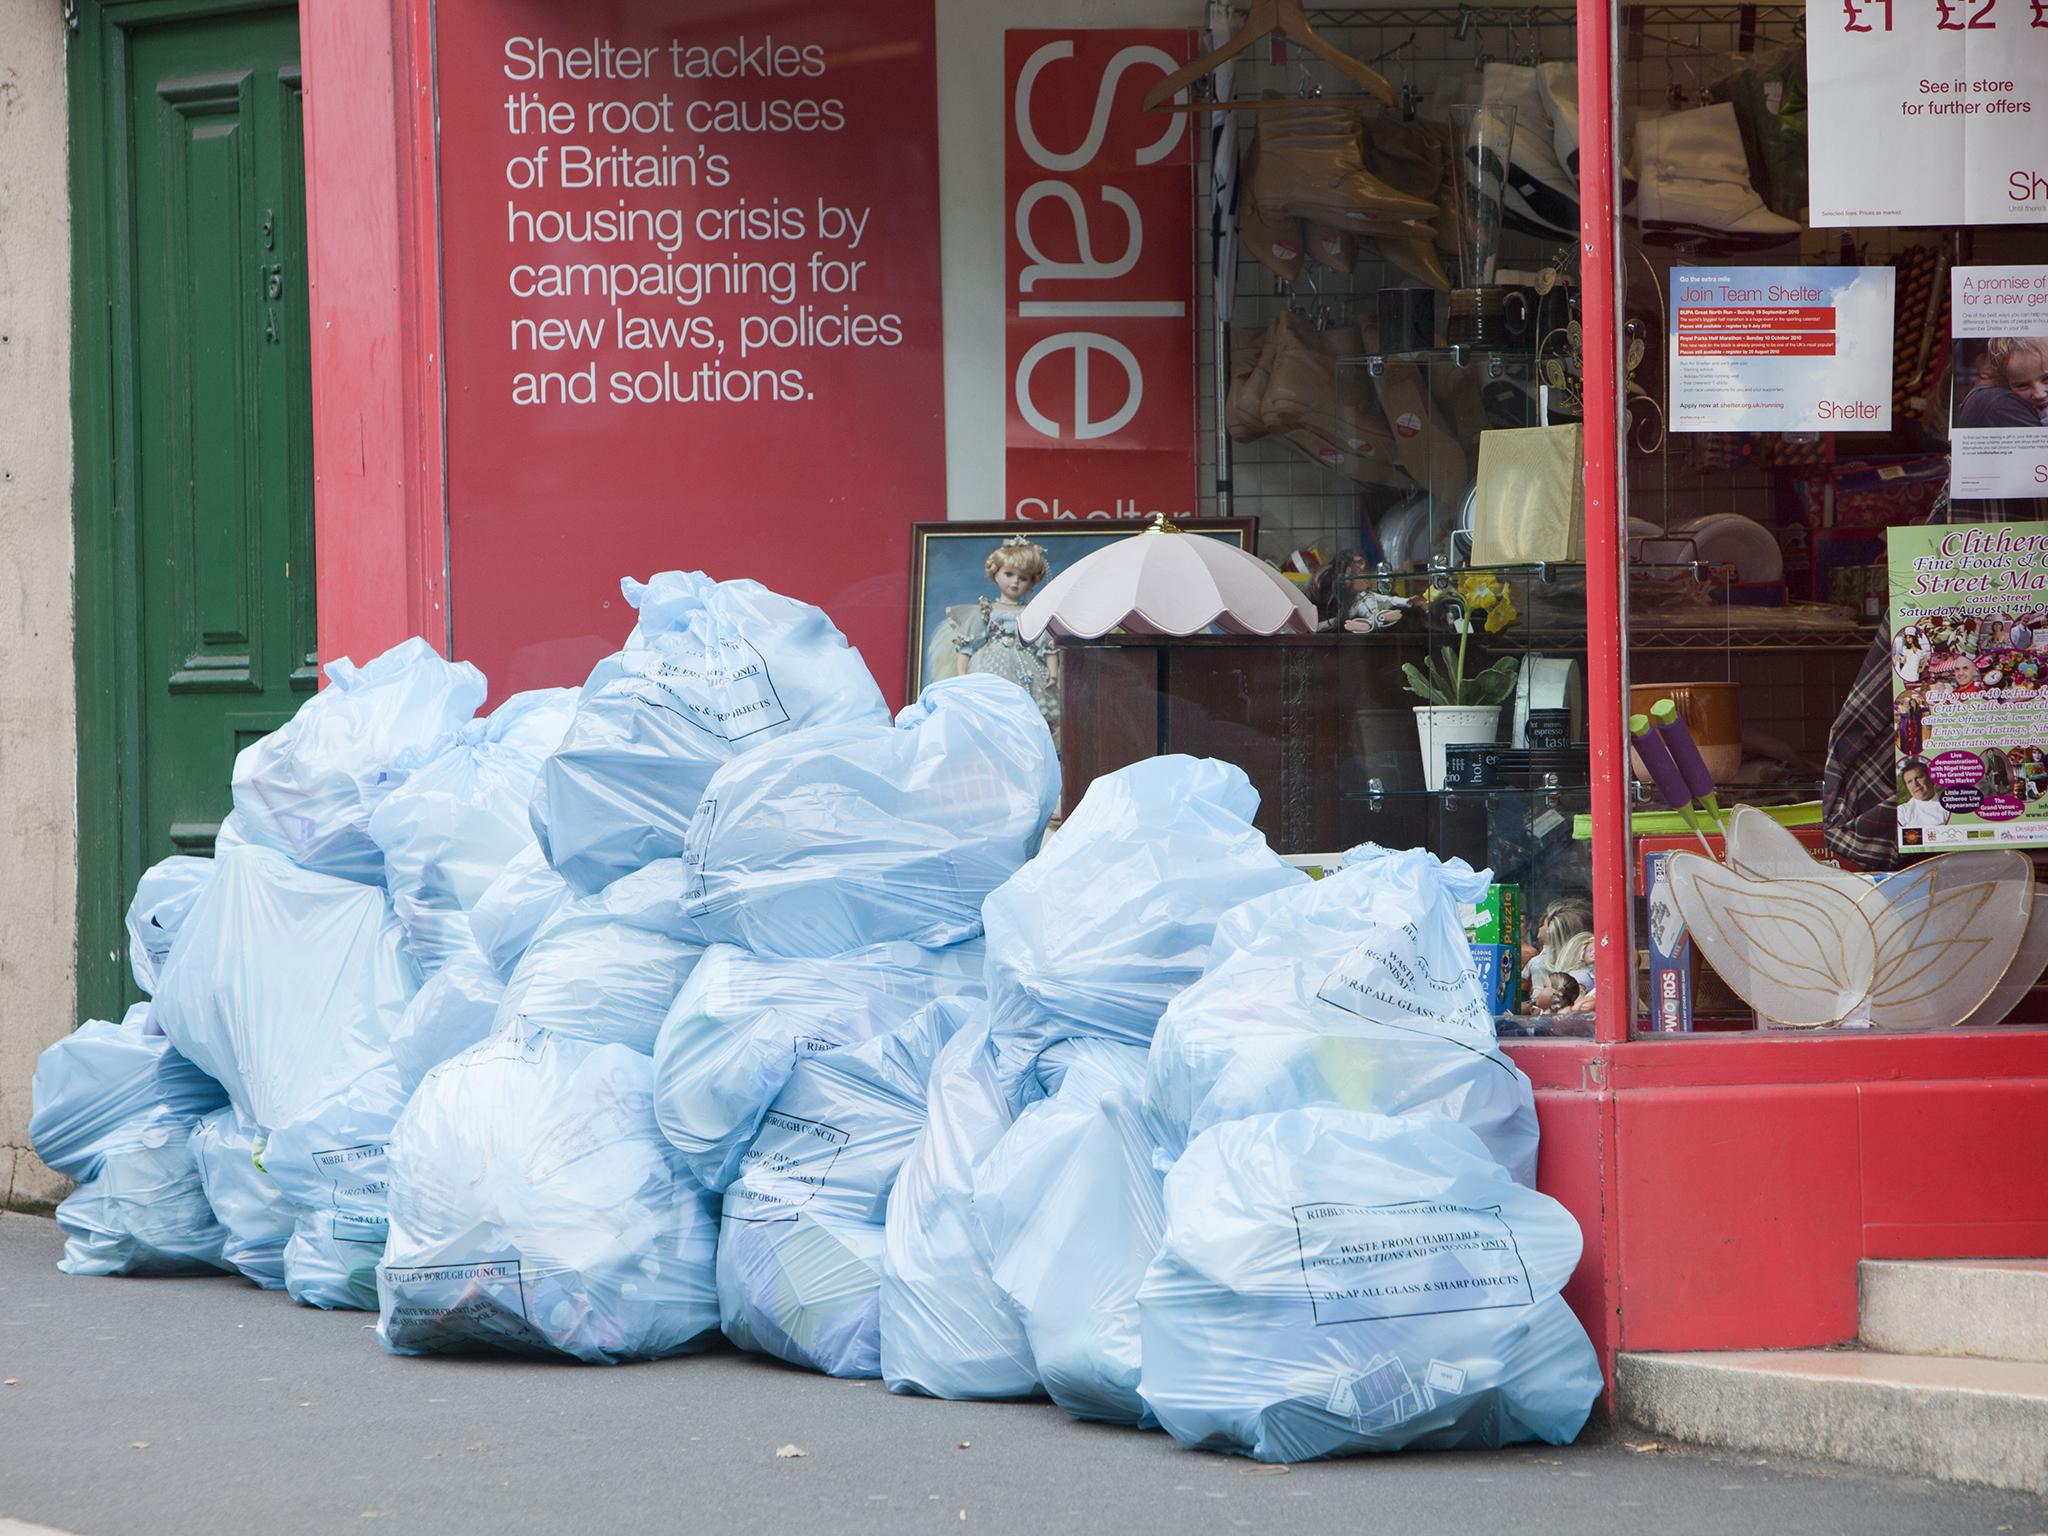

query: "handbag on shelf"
left=1470, top=423, right=1586, bottom=566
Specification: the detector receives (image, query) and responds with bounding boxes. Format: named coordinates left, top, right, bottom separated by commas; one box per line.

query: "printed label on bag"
left=381, top=1258, right=531, bottom=1333
left=1315, top=924, right=1498, bottom=1057
left=312, top=1143, right=390, bottom=1214
left=629, top=638, right=791, bottom=743
left=329, top=1211, right=389, bottom=1248
left=725, top=1111, right=850, bottom=1223
left=1291, top=1200, right=1534, bottom=1326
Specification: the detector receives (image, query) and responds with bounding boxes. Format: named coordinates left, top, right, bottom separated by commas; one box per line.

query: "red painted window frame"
left=302, top=0, right=447, bottom=667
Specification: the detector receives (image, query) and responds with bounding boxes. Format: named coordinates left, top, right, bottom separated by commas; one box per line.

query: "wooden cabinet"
left=1058, top=631, right=1499, bottom=854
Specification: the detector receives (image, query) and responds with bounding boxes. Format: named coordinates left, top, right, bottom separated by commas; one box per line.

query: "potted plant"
left=1402, top=574, right=1521, bottom=791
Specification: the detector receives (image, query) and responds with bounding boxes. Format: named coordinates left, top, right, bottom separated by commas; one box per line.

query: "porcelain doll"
left=925, top=535, right=1061, bottom=734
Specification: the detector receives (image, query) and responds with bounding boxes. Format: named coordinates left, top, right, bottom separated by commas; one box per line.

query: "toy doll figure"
left=1523, top=896, right=1595, bottom=1012
left=1307, top=550, right=1418, bottom=633
left=925, top=535, right=1062, bottom=735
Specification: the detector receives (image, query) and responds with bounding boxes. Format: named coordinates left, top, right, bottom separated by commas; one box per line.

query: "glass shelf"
left=1332, top=346, right=1540, bottom=375
left=1345, top=780, right=1589, bottom=807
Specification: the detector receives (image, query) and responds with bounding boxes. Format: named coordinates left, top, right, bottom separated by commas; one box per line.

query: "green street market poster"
left=1889, top=522, right=2048, bottom=849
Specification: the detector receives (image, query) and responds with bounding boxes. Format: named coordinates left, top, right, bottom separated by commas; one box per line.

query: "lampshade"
left=1018, top=519, right=1315, bottom=642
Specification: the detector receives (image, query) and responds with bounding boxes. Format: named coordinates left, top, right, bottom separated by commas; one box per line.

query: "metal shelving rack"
left=1197, top=1, right=1819, bottom=566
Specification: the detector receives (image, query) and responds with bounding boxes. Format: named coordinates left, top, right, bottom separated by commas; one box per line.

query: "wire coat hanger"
left=1142, top=0, right=1396, bottom=113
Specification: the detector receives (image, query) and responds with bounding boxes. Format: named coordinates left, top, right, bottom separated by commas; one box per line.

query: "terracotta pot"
left=1629, top=682, right=1742, bottom=784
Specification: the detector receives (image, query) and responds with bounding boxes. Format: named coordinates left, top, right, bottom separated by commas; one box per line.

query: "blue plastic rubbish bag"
left=378, top=1024, right=721, bottom=1363
left=973, top=1041, right=1161, bottom=1425
left=390, top=947, right=506, bottom=1094
left=675, top=676, right=1058, bottom=957
left=214, top=811, right=251, bottom=854
left=367, top=687, right=577, bottom=974
left=653, top=940, right=985, bottom=1193
left=530, top=572, right=889, bottom=894
left=880, top=1008, right=1039, bottom=1401
left=189, top=1108, right=293, bottom=1289
left=265, top=1059, right=411, bottom=1310
left=716, top=1000, right=958, bottom=1377
left=1147, top=843, right=1539, bottom=1184
left=54, top=1144, right=230, bottom=1278
left=231, top=637, right=486, bottom=885
left=494, top=863, right=705, bottom=1056
left=151, top=846, right=420, bottom=1134
left=983, top=757, right=1303, bottom=1106
left=1138, top=1109, right=1602, bottom=1462
left=30, top=1004, right=227, bottom=1183
left=284, top=1209, right=392, bottom=1310
left=468, top=843, right=570, bottom=979
left=126, top=856, right=215, bottom=995
left=34, top=1002, right=233, bottom=1279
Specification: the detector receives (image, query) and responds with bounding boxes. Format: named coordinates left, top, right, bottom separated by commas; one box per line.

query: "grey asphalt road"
left=2, top=1214, right=2043, bottom=1536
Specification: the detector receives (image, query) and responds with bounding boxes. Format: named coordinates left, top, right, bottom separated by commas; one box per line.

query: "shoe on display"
left=1262, top=319, right=1411, bottom=491
left=1239, top=139, right=1305, bottom=282
left=1258, top=315, right=1341, bottom=439
left=1307, top=223, right=1356, bottom=273
left=1537, top=62, right=1579, bottom=177
left=1373, top=360, right=1470, bottom=497
left=1357, top=115, right=1452, bottom=289
left=1378, top=235, right=1453, bottom=292
left=1633, top=102, right=1801, bottom=244
left=1707, top=44, right=1808, bottom=221
left=1481, top=63, right=1578, bottom=240
left=1253, top=101, right=1438, bottom=231
left=1226, top=322, right=1283, bottom=444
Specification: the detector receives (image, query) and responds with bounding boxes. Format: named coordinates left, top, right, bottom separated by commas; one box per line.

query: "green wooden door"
left=74, top=1, right=315, bottom=1019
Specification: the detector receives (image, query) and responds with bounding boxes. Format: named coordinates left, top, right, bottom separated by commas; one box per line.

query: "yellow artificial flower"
left=1456, top=574, right=1498, bottom=609
left=1485, top=588, right=1519, bottom=633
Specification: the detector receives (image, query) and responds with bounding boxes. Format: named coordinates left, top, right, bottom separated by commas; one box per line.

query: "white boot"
left=1538, top=62, right=1579, bottom=176
left=1483, top=62, right=1577, bottom=239
left=1634, top=102, right=1800, bottom=240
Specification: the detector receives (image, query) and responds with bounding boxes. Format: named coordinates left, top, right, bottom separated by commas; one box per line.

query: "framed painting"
left=906, top=518, right=1259, bottom=731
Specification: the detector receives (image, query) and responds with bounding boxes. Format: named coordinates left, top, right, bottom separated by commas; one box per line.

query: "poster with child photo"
left=1949, top=266, right=2048, bottom=499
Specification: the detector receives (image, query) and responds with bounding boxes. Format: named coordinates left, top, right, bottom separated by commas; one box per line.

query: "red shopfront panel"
left=1858, top=1078, right=2048, bottom=1258
left=1003, top=31, right=1197, bottom=524
left=433, top=1, right=946, bottom=704
left=1611, top=1067, right=2048, bottom=1352
left=1614, top=1084, right=1867, bottom=1352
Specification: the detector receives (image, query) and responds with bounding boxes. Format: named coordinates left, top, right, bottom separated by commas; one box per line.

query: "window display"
left=1617, top=1, right=2048, bottom=1033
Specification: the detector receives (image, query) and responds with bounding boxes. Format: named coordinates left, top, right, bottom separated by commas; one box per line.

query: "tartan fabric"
left=1821, top=612, right=1902, bottom=871
left=1817, top=489, right=2034, bottom=869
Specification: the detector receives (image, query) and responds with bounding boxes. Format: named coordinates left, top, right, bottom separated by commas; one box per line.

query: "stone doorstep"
left=1859, top=1258, right=2048, bottom=1365
left=1616, top=1348, right=2048, bottom=1498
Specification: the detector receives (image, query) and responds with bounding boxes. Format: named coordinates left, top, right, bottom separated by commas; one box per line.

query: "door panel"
left=73, top=0, right=313, bottom=1017
left=129, top=10, right=312, bottom=851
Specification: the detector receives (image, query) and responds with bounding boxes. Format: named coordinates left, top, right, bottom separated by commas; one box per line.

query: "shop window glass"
left=1614, top=3, right=2048, bottom=1034
left=1126, top=6, right=1595, bottom=1036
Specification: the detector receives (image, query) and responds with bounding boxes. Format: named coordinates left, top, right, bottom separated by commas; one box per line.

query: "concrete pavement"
left=2, top=1214, right=2043, bottom=1536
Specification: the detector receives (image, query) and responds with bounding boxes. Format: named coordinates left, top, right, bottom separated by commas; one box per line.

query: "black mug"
left=1500, top=284, right=1539, bottom=344
left=1377, top=287, right=1437, bottom=355
left=1526, top=708, right=1572, bottom=749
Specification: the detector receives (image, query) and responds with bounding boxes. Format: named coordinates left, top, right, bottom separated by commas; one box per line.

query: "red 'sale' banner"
left=435, top=1, right=945, bottom=706
left=1004, top=31, right=1198, bottom=522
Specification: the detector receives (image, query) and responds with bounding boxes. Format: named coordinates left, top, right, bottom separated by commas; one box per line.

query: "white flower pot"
left=1414, top=704, right=1502, bottom=791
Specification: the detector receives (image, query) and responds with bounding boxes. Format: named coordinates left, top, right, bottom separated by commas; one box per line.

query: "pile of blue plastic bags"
left=29, top=569, right=1602, bottom=1463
